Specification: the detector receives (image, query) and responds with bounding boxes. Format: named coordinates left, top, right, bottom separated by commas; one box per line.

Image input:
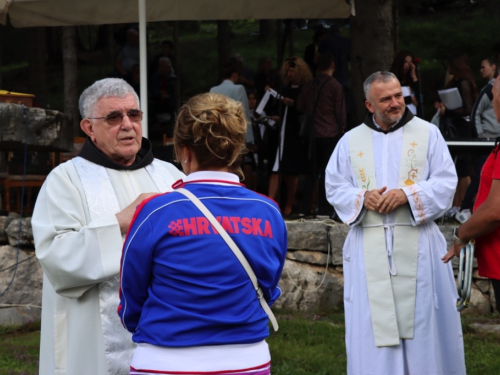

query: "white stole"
left=72, top=156, right=174, bottom=374
left=349, top=118, right=430, bottom=347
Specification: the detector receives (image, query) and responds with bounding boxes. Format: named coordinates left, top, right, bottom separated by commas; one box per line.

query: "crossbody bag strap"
left=175, top=188, right=279, bottom=332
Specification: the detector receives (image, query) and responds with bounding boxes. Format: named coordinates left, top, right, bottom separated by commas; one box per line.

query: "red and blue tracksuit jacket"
left=118, top=180, right=287, bottom=347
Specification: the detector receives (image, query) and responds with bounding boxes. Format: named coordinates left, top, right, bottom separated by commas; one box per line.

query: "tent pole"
left=138, top=0, right=148, bottom=138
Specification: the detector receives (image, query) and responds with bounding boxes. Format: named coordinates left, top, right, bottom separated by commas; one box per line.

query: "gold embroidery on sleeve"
left=408, top=185, right=426, bottom=223
left=347, top=190, right=365, bottom=224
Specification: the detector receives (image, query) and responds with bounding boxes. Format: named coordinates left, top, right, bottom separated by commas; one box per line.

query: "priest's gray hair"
left=79, top=78, right=140, bottom=118
left=363, top=71, right=398, bottom=99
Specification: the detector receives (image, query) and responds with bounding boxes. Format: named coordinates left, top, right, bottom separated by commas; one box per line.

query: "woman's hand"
left=442, top=242, right=462, bottom=263
left=282, top=97, right=294, bottom=106
left=409, top=61, right=418, bottom=82
left=434, top=101, right=446, bottom=116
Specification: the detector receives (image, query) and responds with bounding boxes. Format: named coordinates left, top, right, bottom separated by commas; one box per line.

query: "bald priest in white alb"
left=325, top=71, right=466, bottom=375
left=32, top=78, right=184, bottom=375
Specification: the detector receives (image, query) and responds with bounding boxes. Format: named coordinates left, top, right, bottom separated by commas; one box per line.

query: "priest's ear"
left=80, top=118, right=96, bottom=142
left=365, top=99, right=376, bottom=114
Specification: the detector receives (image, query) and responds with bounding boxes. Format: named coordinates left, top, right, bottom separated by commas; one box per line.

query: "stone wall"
left=276, top=217, right=495, bottom=315
left=0, top=214, right=494, bottom=326
left=0, top=214, right=43, bottom=325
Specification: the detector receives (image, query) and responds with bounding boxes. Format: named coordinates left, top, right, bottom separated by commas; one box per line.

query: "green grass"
left=0, top=321, right=40, bottom=375
left=269, top=313, right=347, bottom=375
left=460, top=314, right=500, bottom=374
left=2, top=313, right=500, bottom=374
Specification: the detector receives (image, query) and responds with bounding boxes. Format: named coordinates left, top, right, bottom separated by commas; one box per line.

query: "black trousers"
left=491, top=279, right=500, bottom=313
left=312, top=135, right=341, bottom=215
left=461, top=154, right=488, bottom=210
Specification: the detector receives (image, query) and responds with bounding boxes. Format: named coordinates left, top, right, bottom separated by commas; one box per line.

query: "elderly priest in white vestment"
left=32, top=78, right=184, bottom=375
left=325, top=71, right=466, bottom=375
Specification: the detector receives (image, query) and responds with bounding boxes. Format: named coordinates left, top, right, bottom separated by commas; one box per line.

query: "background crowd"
left=80, top=22, right=500, bottom=222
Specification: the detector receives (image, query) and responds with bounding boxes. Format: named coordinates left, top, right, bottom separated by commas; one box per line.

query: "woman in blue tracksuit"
left=119, top=92, right=288, bottom=375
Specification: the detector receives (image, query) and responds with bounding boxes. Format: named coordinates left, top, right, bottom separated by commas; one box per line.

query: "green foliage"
left=0, top=25, right=28, bottom=65
left=1, top=6, right=499, bottom=120
left=398, top=6, right=500, bottom=119
left=400, top=7, right=499, bottom=63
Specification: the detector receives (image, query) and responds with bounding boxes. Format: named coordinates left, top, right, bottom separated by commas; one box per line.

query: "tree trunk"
left=0, top=26, right=3, bottom=89
left=287, top=20, right=294, bottom=57
left=350, top=0, right=396, bottom=122
left=259, top=20, right=274, bottom=41
left=62, top=26, right=79, bottom=136
left=28, top=27, right=47, bottom=108
left=392, top=0, right=399, bottom=55
left=276, top=20, right=284, bottom=69
left=217, top=20, right=231, bottom=84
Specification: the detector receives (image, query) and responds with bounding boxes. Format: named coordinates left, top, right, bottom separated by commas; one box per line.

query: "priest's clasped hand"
left=364, top=187, right=408, bottom=214
left=364, top=187, right=386, bottom=211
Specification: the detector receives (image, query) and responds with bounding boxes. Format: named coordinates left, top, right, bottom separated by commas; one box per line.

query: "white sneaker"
left=455, top=209, right=472, bottom=224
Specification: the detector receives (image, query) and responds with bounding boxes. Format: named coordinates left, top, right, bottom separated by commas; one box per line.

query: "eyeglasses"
left=87, top=109, right=143, bottom=126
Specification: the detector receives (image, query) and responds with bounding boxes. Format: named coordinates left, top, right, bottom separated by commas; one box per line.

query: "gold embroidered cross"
left=410, top=141, right=418, bottom=148
left=411, top=172, right=417, bottom=179
left=358, top=151, right=364, bottom=158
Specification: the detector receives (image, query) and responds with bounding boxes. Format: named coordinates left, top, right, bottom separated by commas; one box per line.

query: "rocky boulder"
left=0, top=103, right=73, bottom=151
left=5, top=216, right=33, bottom=247
left=0, top=245, right=42, bottom=325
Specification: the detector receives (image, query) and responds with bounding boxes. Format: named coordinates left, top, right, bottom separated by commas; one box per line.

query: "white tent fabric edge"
left=0, top=1, right=352, bottom=27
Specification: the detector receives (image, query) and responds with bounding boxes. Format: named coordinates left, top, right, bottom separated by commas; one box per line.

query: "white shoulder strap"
left=176, top=188, right=279, bottom=332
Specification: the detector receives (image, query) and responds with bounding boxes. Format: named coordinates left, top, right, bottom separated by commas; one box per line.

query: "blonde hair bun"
left=174, top=93, right=247, bottom=172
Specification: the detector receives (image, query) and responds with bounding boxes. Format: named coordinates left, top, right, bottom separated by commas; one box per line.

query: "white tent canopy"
left=0, top=0, right=353, bottom=137
left=0, top=0, right=351, bottom=27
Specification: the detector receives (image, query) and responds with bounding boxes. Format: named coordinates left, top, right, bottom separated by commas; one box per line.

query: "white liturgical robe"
left=325, top=114, right=466, bottom=375
left=32, top=148, right=184, bottom=375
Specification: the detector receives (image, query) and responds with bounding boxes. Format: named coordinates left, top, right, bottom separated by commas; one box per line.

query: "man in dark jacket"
left=297, top=52, right=346, bottom=216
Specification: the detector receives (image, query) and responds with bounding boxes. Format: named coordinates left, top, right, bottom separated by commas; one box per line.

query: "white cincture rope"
left=361, top=223, right=412, bottom=228
left=361, top=223, right=412, bottom=276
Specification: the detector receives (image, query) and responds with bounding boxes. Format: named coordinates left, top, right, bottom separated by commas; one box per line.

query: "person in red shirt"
left=442, top=75, right=500, bottom=312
